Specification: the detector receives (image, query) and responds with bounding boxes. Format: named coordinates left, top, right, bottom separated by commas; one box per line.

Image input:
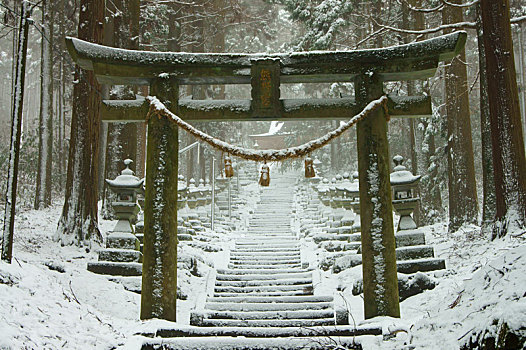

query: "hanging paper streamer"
left=305, top=157, right=315, bottom=178
left=224, top=156, right=234, bottom=178
left=259, top=162, right=270, bottom=187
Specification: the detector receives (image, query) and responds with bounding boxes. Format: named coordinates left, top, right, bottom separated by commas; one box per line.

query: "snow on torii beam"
left=65, top=31, right=466, bottom=322
left=66, top=32, right=466, bottom=122
left=66, top=31, right=465, bottom=86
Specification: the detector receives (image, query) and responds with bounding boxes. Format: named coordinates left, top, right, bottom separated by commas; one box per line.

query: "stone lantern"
left=341, top=173, right=353, bottom=211
left=204, top=178, right=212, bottom=205
left=334, top=174, right=346, bottom=209
left=177, top=175, right=188, bottom=210
left=309, top=157, right=322, bottom=186
left=197, top=179, right=207, bottom=207
left=390, top=155, right=421, bottom=231
left=187, top=178, right=198, bottom=209
left=319, top=178, right=331, bottom=206
left=105, top=159, right=144, bottom=233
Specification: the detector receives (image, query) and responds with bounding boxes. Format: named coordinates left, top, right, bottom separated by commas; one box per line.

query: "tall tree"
left=2, top=1, right=32, bottom=262
left=475, top=3, right=496, bottom=235
left=481, top=0, right=526, bottom=238
left=102, top=0, right=140, bottom=219
left=442, top=1, right=478, bottom=232
left=35, top=0, right=54, bottom=209
left=55, top=0, right=104, bottom=246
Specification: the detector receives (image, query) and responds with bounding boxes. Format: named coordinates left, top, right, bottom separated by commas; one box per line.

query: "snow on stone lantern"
left=105, top=159, right=144, bottom=233
left=204, top=178, right=212, bottom=205
left=187, top=178, right=198, bottom=209
left=390, top=155, right=421, bottom=231
left=197, top=179, right=207, bottom=207
left=308, top=156, right=322, bottom=185
left=319, top=178, right=331, bottom=207
left=341, top=172, right=353, bottom=211
left=177, top=175, right=188, bottom=210
left=328, top=178, right=337, bottom=209
left=334, top=174, right=346, bottom=208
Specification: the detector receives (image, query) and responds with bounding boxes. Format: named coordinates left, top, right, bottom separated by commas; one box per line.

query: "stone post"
left=355, top=72, right=400, bottom=319
left=141, top=77, right=179, bottom=321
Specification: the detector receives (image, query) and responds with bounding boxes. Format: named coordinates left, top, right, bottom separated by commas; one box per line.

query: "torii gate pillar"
left=140, top=77, right=179, bottom=321
left=356, top=72, right=399, bottom=318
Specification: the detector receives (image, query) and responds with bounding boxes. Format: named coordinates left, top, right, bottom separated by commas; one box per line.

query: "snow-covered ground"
left=0, top=192, right=525, bottom=349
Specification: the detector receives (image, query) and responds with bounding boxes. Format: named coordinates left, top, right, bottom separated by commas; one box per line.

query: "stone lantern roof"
left=105, top=159, right=144, bottom=190
left=390, top=155, right=421, bottom=186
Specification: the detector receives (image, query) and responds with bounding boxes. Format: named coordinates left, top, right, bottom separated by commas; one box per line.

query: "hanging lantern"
left=259, top=162, right=270, bottom=187
left=224, top=156, right=234, bottom=178
left=305, top=157, right=315, bottom=178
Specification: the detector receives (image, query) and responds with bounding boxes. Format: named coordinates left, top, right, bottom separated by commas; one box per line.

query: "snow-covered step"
left=232, top=247, right=299, bottom=253
left=229, top=258, right=301, bottom=265
left=234, top=245, right=299, bottom=250
left=397, top=258, right=446, bottom=273
left=190, top=318, right=337, bottom=327
left=140, top=336, right=365, bottom=350
left=241, top=234, right=295, bottom=238
left=205, top=301, right=333, bottom=312
left=217, top=268, right=309, bottom=275
left=230, top=251, right=301, bottom=258
left=216, top=271, right=312, bottom=281
left=395, top=230, right=426, bottom=247
left=193, top=309, right=334, bottom=321
left=227, top=263, right=302, bottom=270
left=98, top=248, right=142, bottom=263
left=313, top=233, right=360, bottom=244
left=148, top=324, right=382, bottom=338
left=214, top=290, right=311, bottom=298
left=215, top=277, right=312, bottom=287
left=214, top=283, right=312, bottom=294
left=87, top=261, right=142, bottom=276
left=207, top=295, right=332, bottom=304
left=235, top=240, right=298, bottom=245
left=396, top=245, right=435, bottom=260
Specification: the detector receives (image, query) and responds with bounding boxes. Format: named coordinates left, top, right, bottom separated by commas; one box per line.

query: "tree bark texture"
left=56, top=0, right=104, bottom=246
left=355, top=72, right=400, bottom=319
left=476, top=3, right=496, bottom=236
left=1, top=1, right=31, bottom=263
left=35, top=0, right=54, bottom=209
left=443, top=1, right=479, bottom=232
left=481, top=0, right=526, bottom=238
left=141, top=77, right=179, bottom=321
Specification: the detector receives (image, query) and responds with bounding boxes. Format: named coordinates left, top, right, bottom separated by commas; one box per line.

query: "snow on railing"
left=146, top=95, right=389, bottom=162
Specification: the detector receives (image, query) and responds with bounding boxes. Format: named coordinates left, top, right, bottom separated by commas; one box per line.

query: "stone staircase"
left=142, top=173, right=381, bottom=349
left=191, top=176, right=345, bottom=327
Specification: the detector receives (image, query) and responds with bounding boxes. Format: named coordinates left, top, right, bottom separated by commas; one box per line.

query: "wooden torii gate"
left=66, top=31, right=466, bottom=322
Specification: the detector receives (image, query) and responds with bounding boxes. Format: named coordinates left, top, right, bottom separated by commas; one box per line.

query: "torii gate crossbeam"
left=66, top=31, right=466, bottom=322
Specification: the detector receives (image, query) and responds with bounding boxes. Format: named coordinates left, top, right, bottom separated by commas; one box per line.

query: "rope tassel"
left=259, top=162, right=270, bottom=187
left=224, top=156, right=234, bottom=178
left=305, top=157, right=315, bottom=178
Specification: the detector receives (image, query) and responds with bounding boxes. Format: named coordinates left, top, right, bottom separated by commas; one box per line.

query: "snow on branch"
left=146, top=95, right=388, bottom=162
left=372, top=19, right=476, bottom=35
left=441, top=0, right=479, bottom=8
